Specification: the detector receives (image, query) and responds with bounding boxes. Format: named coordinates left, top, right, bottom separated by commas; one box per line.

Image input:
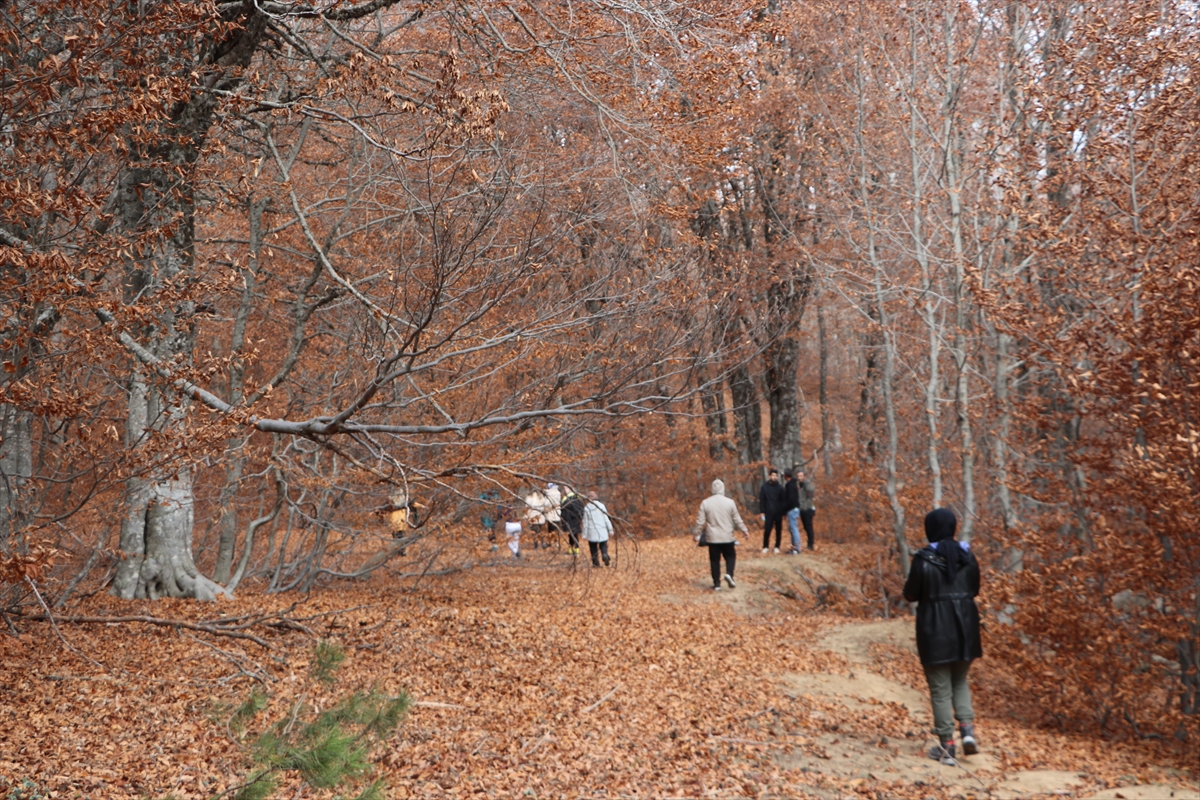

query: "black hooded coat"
left=902, top=510, right=983, bottom=666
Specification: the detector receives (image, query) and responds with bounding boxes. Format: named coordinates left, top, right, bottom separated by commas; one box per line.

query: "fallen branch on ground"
left=15, top=612, right=273, bottom=648
left=581, top=681, right=623, bottom=713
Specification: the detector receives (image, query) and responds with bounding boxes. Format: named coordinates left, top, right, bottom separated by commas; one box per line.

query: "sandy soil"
left=712, top=546, right=1198, bottom=800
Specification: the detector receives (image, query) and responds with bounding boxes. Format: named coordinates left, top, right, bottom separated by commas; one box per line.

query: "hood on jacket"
left=711, top=479, right=725, bottom=496
left=923, top=507, right=961, bottom=581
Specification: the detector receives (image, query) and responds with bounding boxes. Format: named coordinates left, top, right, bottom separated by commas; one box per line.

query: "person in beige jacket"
left=693, top=479, right=749, bottom=591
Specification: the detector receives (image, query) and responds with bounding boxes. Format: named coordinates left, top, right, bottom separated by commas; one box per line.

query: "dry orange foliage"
left=2, top=535, right=1195, bottom=799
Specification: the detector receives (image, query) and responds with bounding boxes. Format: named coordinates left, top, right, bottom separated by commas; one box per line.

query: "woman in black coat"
left=903, top=508, right=982, bottom=764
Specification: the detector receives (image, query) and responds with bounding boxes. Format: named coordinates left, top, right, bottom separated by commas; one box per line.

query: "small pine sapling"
left=212, top=641, right=408, bottom=800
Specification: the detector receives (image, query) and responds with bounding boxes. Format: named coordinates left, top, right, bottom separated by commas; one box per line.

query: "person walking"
left=523, top=489, right=548, bottom=548
left=903, top=508, right=983, bottom=765
left=480, top=489, right=500, bottom=546
left=783, top=470, right=801, bottom=554
left=503, top=508, right=523, bottom=559
left=582, top=490, right=614, bottom=567
left=758, top=468, right=787, bottom=553
left=694, top=479, right=749, bottom=591
left=544, top=482, right=563, bottom=547
left=796, top=469, right=817, bottom=551
left=560, top=487, right=585, bottom=556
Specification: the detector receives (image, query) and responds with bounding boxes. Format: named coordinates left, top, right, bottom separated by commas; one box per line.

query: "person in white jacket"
left=694, top=479, right=749, bottom=590
left=543, top=483, right=563, bottom=547
left=582, top=491, right=614, bottom=567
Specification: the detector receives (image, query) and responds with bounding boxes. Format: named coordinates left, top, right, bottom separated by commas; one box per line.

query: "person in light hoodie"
left=693, top=479, right=749, bottom=591
left=581, top=491, right=614, bottom=567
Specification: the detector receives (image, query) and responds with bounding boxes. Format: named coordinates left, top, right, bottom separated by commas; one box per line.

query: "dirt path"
left=702, top=544, right=1198, bottom=800
left=1, top=535, right=1196, bottom=799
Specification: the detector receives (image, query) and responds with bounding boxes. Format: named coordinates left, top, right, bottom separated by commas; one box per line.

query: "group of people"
left=481, top=484, right=615, bottom=567
left=757, top=467, right=817, bottom=554
left=691, top=467, right=818, bottom=593
left=693, top=476, right=983, bottom=766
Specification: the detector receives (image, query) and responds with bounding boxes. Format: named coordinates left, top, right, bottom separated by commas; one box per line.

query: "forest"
left=1, top=0, right=1197, bottom=798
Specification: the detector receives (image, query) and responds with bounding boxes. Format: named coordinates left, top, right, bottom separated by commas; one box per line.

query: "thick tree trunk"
left=765, top=335, right=803, bottom=473
left=110, top=12, right=268, bottom=600
left=113, top=366, right=150, bottom=598
left=141, top=468, right=224, bottom=601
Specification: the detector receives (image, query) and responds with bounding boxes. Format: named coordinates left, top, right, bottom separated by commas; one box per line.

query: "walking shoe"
left=773, top=547, right=780, bottom=554
left=928, top=740, right=956, bottom=765
left=724, top=573, right=736, bottom=588
left=713, top=585, right=722, bottom=591
left=603, top=555, right=611, bottom=566
left=960, top=725, right=979, bottom=755
left=761, top=547, right=769, bottom=554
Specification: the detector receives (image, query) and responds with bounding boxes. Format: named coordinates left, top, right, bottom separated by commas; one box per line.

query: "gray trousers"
left=922, top=660, right=974, bottom=740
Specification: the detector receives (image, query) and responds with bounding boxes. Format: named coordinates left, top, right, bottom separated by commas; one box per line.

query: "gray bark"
left=729, top=362, right=764, bottom=502
left=941, top=10, right=976, bottom=542
left=0, top=404, right=32, bottom=545
left=817, top=298, right=833, bottom=478
left=214, top=196, right=268, bottom=584
left=856, top=39, right=909, bottom=577
left=907, top=18, right=944, bottom=508
left=765, top=335, right=803, bottom=473
left=111, top=10, right=269, bottom=600
left=700, top=373, right=731, bottom=461
left=113, top=366, right=150, bottom=598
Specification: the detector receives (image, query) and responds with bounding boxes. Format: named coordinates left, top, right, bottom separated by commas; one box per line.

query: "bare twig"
left=24, top=577, right=109, bottom=672
left=181, top=630, right=274, bottom=687
left=15, top=611, right=271, bottom=648
left=581, top=681, right=623, bottom=713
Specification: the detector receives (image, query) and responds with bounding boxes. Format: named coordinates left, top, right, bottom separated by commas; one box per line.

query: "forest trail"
left=666, top=540, right=1196, bottom=800
left=1, top=535, right=1196, bottom=799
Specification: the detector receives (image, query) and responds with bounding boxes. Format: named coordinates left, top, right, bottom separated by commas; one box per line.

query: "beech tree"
left=1, top=0, right=747, bottom=600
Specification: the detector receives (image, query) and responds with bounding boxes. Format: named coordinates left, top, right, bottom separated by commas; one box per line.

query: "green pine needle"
left=310, top=640, right=346, bottom=686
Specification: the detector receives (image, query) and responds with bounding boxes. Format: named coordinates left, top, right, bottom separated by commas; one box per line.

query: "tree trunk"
left=113, top=365, right=150, bottom=598
left=213, top=448, right=246, bottom=585
left=214, top=196, right=268, bottom=584
left=817, top=297, right=833, bottom=478
left=907, top=15, right=944, bottom=508
left=765, top=335, right=803, bottom=474
left=729, top=362, right=764, bottom=503
left=942, top=12, right=976, bottom=543
left=700, top=370, right=731, bottom=461
left=855, top=35, right=909, bottom=577
left=110, top=12, right=268, bottom=600
left=0, top=404, right=32, bottom=545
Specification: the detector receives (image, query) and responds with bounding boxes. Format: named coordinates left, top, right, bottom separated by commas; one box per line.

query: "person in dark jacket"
left=559, top=487, right=586, bottom=557
left=903, top=507, right=982, bottom=765
left=758, top=469, right=787, bottom=553
left=783, top=470, right=803, bottom=553
left=795, top=470, right=817, bottom=551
